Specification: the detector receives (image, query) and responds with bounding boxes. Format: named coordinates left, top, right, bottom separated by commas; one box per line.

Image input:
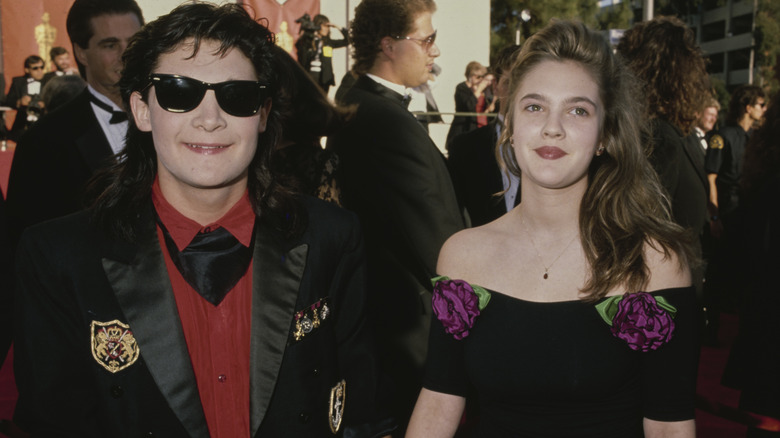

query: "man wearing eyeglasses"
left=3, top=55, right=46, bottom=140
left=5, top=0, right=143, bottom=251
left=12, top=3, right=395, bottom=437
left=328, top=0, right=466, bottom=432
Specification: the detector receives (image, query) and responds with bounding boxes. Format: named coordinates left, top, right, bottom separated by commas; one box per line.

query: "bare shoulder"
left=437, top=223, right=508, bottom=280
left=643, top=239, right=691, bottom=291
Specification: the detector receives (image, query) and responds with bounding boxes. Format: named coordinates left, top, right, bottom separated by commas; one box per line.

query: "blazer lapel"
left=101, top=214, right=210, bottom=438
left=249, top=223, right=308, bottom=435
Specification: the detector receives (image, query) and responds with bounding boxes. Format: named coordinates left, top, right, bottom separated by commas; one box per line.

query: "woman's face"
left=511, top=59, right=603, bottom=192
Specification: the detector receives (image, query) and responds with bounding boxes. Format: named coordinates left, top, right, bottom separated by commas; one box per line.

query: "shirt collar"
left=87, top=84, right=122, bottom=111
left=151, top=178, right=255, bottom=251
left=366, top=73, right=411, bottom=98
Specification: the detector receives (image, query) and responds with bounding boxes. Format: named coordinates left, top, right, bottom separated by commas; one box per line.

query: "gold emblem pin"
left=90, top=320, right=140, bottom=373
left=329, top=379, right=346, bottom=434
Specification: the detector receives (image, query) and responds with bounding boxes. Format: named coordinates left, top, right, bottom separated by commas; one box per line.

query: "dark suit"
left=0, top=195, right=11, bottom=367
left=13, top=197, right=393, bottom=437
left=5, top=89, right=114, bottom=249
left=327, top=75, right=466, bottom=426
left=650, top=119, right=708, bottom=300
left=445, top=81, right=479, bottom=148
left=448, top=122, right=508, bottom=227
left=650, top=119, right=708, bottom=234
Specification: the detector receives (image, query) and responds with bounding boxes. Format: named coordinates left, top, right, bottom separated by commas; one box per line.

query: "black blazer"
left=5, top=89, right=114, bottom=248
left=13, top=197, right=393, bottom=437
left=327, top=75, right=466, bottom=420
left=650, top=119, right=708, bottom=233
left=448, top=122, right=508, bottom=227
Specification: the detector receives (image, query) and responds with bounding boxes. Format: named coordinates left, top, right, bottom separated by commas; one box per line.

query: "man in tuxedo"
left=41, top=46, right=79, bottom=87
left=4, top=55, right=46, bottom=141
left=13, top=4, right=393, bottom=436
left=5, top=0, right=143, bottom=249
left=327, top=0, right=466, bottom=430
left=448, top=44, right=521, bottom=227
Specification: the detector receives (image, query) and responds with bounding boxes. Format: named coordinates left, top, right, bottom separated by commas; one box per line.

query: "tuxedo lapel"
left=73, top=91, right=115, bottom=172
left=683, top=134, right=708, bottom=189
left=356, top=75, right=407, bottom=109
left=101, top=214, right=210, bottom=438
left=249, top=223, right=308, bottom=435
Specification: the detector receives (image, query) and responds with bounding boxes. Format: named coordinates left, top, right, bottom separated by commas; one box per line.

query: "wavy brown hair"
left=499, top=20, right=694, bottom=301
left=349, top=0, right=436, bottom=75
left=616, top=16, right=710, bottom=136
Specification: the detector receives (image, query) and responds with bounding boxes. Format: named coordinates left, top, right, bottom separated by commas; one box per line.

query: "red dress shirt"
left=152, top=180, right=254, bottom=437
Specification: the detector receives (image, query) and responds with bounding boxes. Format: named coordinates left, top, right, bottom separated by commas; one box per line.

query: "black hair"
left=66, top=0, right=144, bottom=77
left=90, top=2, right=304, bottom=241
left=24, top=55, right=44, bottom=69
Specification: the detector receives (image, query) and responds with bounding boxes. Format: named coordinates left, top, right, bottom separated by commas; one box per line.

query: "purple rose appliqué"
left=597, top=292, right=677, bottom=352
left=431, top=277, right=490, bottom=340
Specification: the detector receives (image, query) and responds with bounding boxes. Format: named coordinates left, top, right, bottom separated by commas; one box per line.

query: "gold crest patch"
left=710, top=134, right=724, bottom=150
left=91, top=320, right=140, bottom=373
left=328, top=379, right=346, bottom=434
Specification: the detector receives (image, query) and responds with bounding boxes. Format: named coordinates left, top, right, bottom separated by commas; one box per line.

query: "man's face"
left=390, top=11, right=439, bottom=88
left=748, top=97, right=766, bottom=122
left=130, top=39, right=271, bottom=201
left=25, top=62, right=45, bottom=81
left=74, top=13, right=141, bottom=99
left=697, top=106, right=718, bottom=133
left=53, top=53, right=72, bottom=72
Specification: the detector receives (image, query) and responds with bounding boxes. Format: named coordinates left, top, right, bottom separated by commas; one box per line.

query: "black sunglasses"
left=146, top=74, right=268, bottom=117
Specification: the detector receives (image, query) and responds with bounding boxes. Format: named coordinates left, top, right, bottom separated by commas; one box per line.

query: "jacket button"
left=299, top=412, right=310, bottom=423
left=110, top=385, right=124, bottom=398
left=312, top=368, right=320, bottom=376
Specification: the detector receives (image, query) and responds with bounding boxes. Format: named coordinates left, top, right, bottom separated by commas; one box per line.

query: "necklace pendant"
left=543, top=271, right=549, bottom=280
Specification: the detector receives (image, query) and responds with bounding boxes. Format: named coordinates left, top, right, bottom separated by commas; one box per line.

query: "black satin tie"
left=88, top=93, right=128, bottom=123
left=158, top=220, right=255, bottom=306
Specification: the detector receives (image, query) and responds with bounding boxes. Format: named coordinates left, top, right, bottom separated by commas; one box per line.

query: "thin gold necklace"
left=520, top=215, right=579, bottom=280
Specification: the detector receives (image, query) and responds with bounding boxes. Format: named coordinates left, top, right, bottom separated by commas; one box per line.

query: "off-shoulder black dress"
left=423, top=284, right=698, bottom=437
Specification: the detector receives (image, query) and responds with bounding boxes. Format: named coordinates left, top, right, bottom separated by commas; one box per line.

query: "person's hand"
left=20, top=95, right=32, bottom=107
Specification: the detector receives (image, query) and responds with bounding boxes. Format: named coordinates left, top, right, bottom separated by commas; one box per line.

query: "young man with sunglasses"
left=3, top=55, right=46, bottom=140
left=327, top=0, right=466, bottom=432
left=5, top=0, right=143, bottom=251
left=13, top=3, right=394, bottom=437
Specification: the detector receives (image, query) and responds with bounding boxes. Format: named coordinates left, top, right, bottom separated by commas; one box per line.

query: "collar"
left=366, top=73, right=411, bottom=98
left=151, top=178, right=255, bottom=251
left=87, top=84, right=122, bottom=111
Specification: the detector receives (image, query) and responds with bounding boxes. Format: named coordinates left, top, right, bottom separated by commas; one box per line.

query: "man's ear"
left=257, top=98, right=272, bottom=132
left=130, top=91, right=152, bottom=132
left=73, top=44, right=88, bottom=67
left=380, top=36, right=395, bottom=58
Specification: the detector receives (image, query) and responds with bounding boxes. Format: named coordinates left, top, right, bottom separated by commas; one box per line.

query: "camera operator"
left=4, top=55, right=47, bottom=141
left=295, top=14, right=348, bottom=94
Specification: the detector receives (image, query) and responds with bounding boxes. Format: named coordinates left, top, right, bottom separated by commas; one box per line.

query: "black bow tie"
left=89, top=93, right=128, bottom=123
left=157, top=219, right=255, bottom=306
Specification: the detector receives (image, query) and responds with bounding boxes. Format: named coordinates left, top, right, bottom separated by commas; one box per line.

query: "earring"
left=510, top=136, right=514, bottom=146
left=596, top=145, right=605, bottom=156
